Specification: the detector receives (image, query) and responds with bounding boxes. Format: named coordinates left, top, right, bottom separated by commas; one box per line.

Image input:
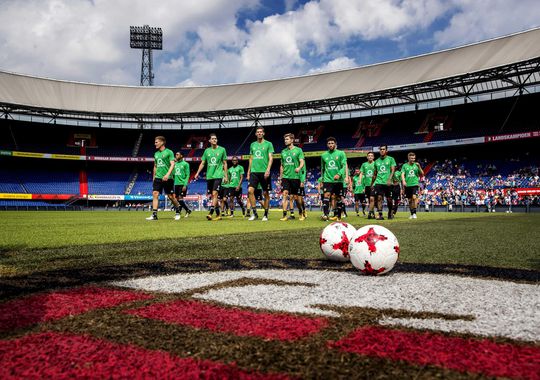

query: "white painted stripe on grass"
left=112, top=270, right=540, bottom=342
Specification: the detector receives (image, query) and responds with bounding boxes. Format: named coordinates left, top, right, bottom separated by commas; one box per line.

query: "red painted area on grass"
left=0, top=332, right=289, bottom=380
left=0, top=287, right=152, bottom=332
left=329, top=326, right=540, bottom=380
left=354, top=227, right=387, bottom=253
left=332, top=231, right=350, bottom=257
left=126, top=300, right=328, bottom=341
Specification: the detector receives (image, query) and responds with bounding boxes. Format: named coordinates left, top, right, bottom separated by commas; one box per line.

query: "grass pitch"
left=0, top=210, right=538, bottom=276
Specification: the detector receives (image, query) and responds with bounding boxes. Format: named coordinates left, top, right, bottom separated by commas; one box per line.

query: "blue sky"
left=0, top=0, right=539, bottom=87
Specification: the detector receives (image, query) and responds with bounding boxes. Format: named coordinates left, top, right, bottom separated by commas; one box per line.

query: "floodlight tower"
left=130, top=25, right=162, bottom=86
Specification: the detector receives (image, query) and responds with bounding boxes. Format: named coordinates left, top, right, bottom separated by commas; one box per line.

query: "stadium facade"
left=0, top=28, right=539, bottom=211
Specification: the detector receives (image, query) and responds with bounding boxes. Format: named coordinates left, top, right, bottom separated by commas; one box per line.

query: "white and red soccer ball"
left=319, top=222, right=357, bottom=262
left=349, top=225, right=400, bottom=275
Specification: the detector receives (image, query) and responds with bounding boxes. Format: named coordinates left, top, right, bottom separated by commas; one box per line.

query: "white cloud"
left=434, top=0, right=540, bottom=48
left=0, top=0, right=539, bottom=87
left=308, top=56, right=357, bottom=74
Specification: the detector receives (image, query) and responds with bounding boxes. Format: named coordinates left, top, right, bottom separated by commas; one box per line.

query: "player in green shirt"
left=320, top=137, right=348, bottom=221
left=352, top=168, right=366, bottom=216
left=194, top=133, right=228, bottom=221
left=359, top=152, right=376, bottom=219
left=401, top=152, right=425, bottom=219
left=146, top=136, right=181, bottom=221
left=247, top=126, right=274, bottom=221
left=298, top=164, right=307, bottom=219
left=371, top=145, right=396, bottom=220
left=337, top=172, right=350, bottom=218
left=279, top=133, right=305, bottom=221
left=390, top=167, right=402, bottom=218
left=226, top=156, right=246, bottom=217
left=173, top=152, right=192, bottom=219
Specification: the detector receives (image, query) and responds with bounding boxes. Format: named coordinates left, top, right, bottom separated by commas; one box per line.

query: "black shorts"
left=322, top=182, right=343, bottom=196
left=219, top=186, right=228, bottom=199
left=227, top=187, right=242, bottom=198
left=405, top=185, right=419, bottom=198
left=282, top=178, right=301, bottom=195
left=364, top=186, right=373, bottom=198
left=153, top=178, right=174, bottom=195
left=174, top=184, right=188, bottom=197
left=249, top=172, right=271, bottom=191
left=354, top=193, right=366, bottom=202
left=254, top=189, right=263, bottom=201
left=391, top=185, right=401, bottom=201
left=373, top=184, right=392, bottom=198
left=207, top=179, right=222, bottom=195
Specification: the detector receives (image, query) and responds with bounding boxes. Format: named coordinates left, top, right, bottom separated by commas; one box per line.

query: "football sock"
left=290, top=211, right=295, bottom=217
left=251, top=206, right=258, bottom=216
left=264, top=208, right=269, bottom=217
left=323, top=197, right=330, bottom=216
left=412, top=208, right=417, bottom=215
left=152, top=209, right=157, bottom=217
left=215, top=207, right=221, bottom=216
left=179, top=200, right=188, bottom=212
left=209, top=206, right=215, bottom=216
left=283, top=210, right=288, bottom=217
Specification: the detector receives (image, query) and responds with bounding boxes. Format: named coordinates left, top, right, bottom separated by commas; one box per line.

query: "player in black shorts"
left=147, top=136, right=181, bottom=221
left=390, top=166, right=402, bottom=217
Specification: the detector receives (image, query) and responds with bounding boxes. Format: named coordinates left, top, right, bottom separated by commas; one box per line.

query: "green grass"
left=0, top=210, right=539, bottom=276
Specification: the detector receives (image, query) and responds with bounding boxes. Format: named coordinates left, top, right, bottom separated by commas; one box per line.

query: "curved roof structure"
left=1, top=28, right=539, bottom=126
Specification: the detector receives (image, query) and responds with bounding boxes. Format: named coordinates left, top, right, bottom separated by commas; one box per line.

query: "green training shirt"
left=201, top=146, right=227, bottom=180
left=299, top=165, right=306, bottom=183
left=321, top=149, right=347, bottom=183
left=353, top=174, right=365, bottom=194
left=250, top=140, right=274, bottom=173
left=227, top=165, right=244, bottom=188
left=402, top=162, right=421, bottom=186
left=360, top=161, right=375, bottom=187
left=281, top=146, right=305, bottom=180
left=174, top=161, right=190, bottom=186
left=154, top=148, right=175, bottom=179
left=393, top=170, right=402, bottom=185
left=373, top=155, right=397, bottom=185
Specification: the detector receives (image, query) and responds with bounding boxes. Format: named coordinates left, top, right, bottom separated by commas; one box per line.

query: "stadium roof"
left=1, top=28, right=540, bottom=127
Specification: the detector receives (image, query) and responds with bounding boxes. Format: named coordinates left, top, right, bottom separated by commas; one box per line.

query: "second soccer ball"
left=349, top=224, right=399, bottom=275
left=319, top=222, right=357, bottom=262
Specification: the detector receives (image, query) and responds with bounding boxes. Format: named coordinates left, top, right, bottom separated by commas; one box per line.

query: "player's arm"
left=265, top=153, right=273, bottom=178
left=163, top=158, right=175, bottom=181
left=320, top=156, right=325, bottom=181
left=401, top=170, right=407, bottom=187
left=152, top=164, right=156, bottom=180
left=279, top=158, right=284, bottom=178
left=182, top=164, right=189, bottom=190
left=237, top=172, right=244, bottom=191
left=417, top=162, right=425, bottom=177
left=295, top=158, right=305, bottom=173
left=194, top=160, right=205, bottom=180
left=247, top=156, right=253, bottom=181
left=222, top=157, right=228, bottom=183
left=387, top=165, right=395, bottom=185
left=371, top=167, right=377, bottom=187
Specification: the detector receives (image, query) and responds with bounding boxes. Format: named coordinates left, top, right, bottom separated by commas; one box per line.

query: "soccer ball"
left=319, top=222, right=357, bottom=262
left=349, top=225, right=399, bottom=275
